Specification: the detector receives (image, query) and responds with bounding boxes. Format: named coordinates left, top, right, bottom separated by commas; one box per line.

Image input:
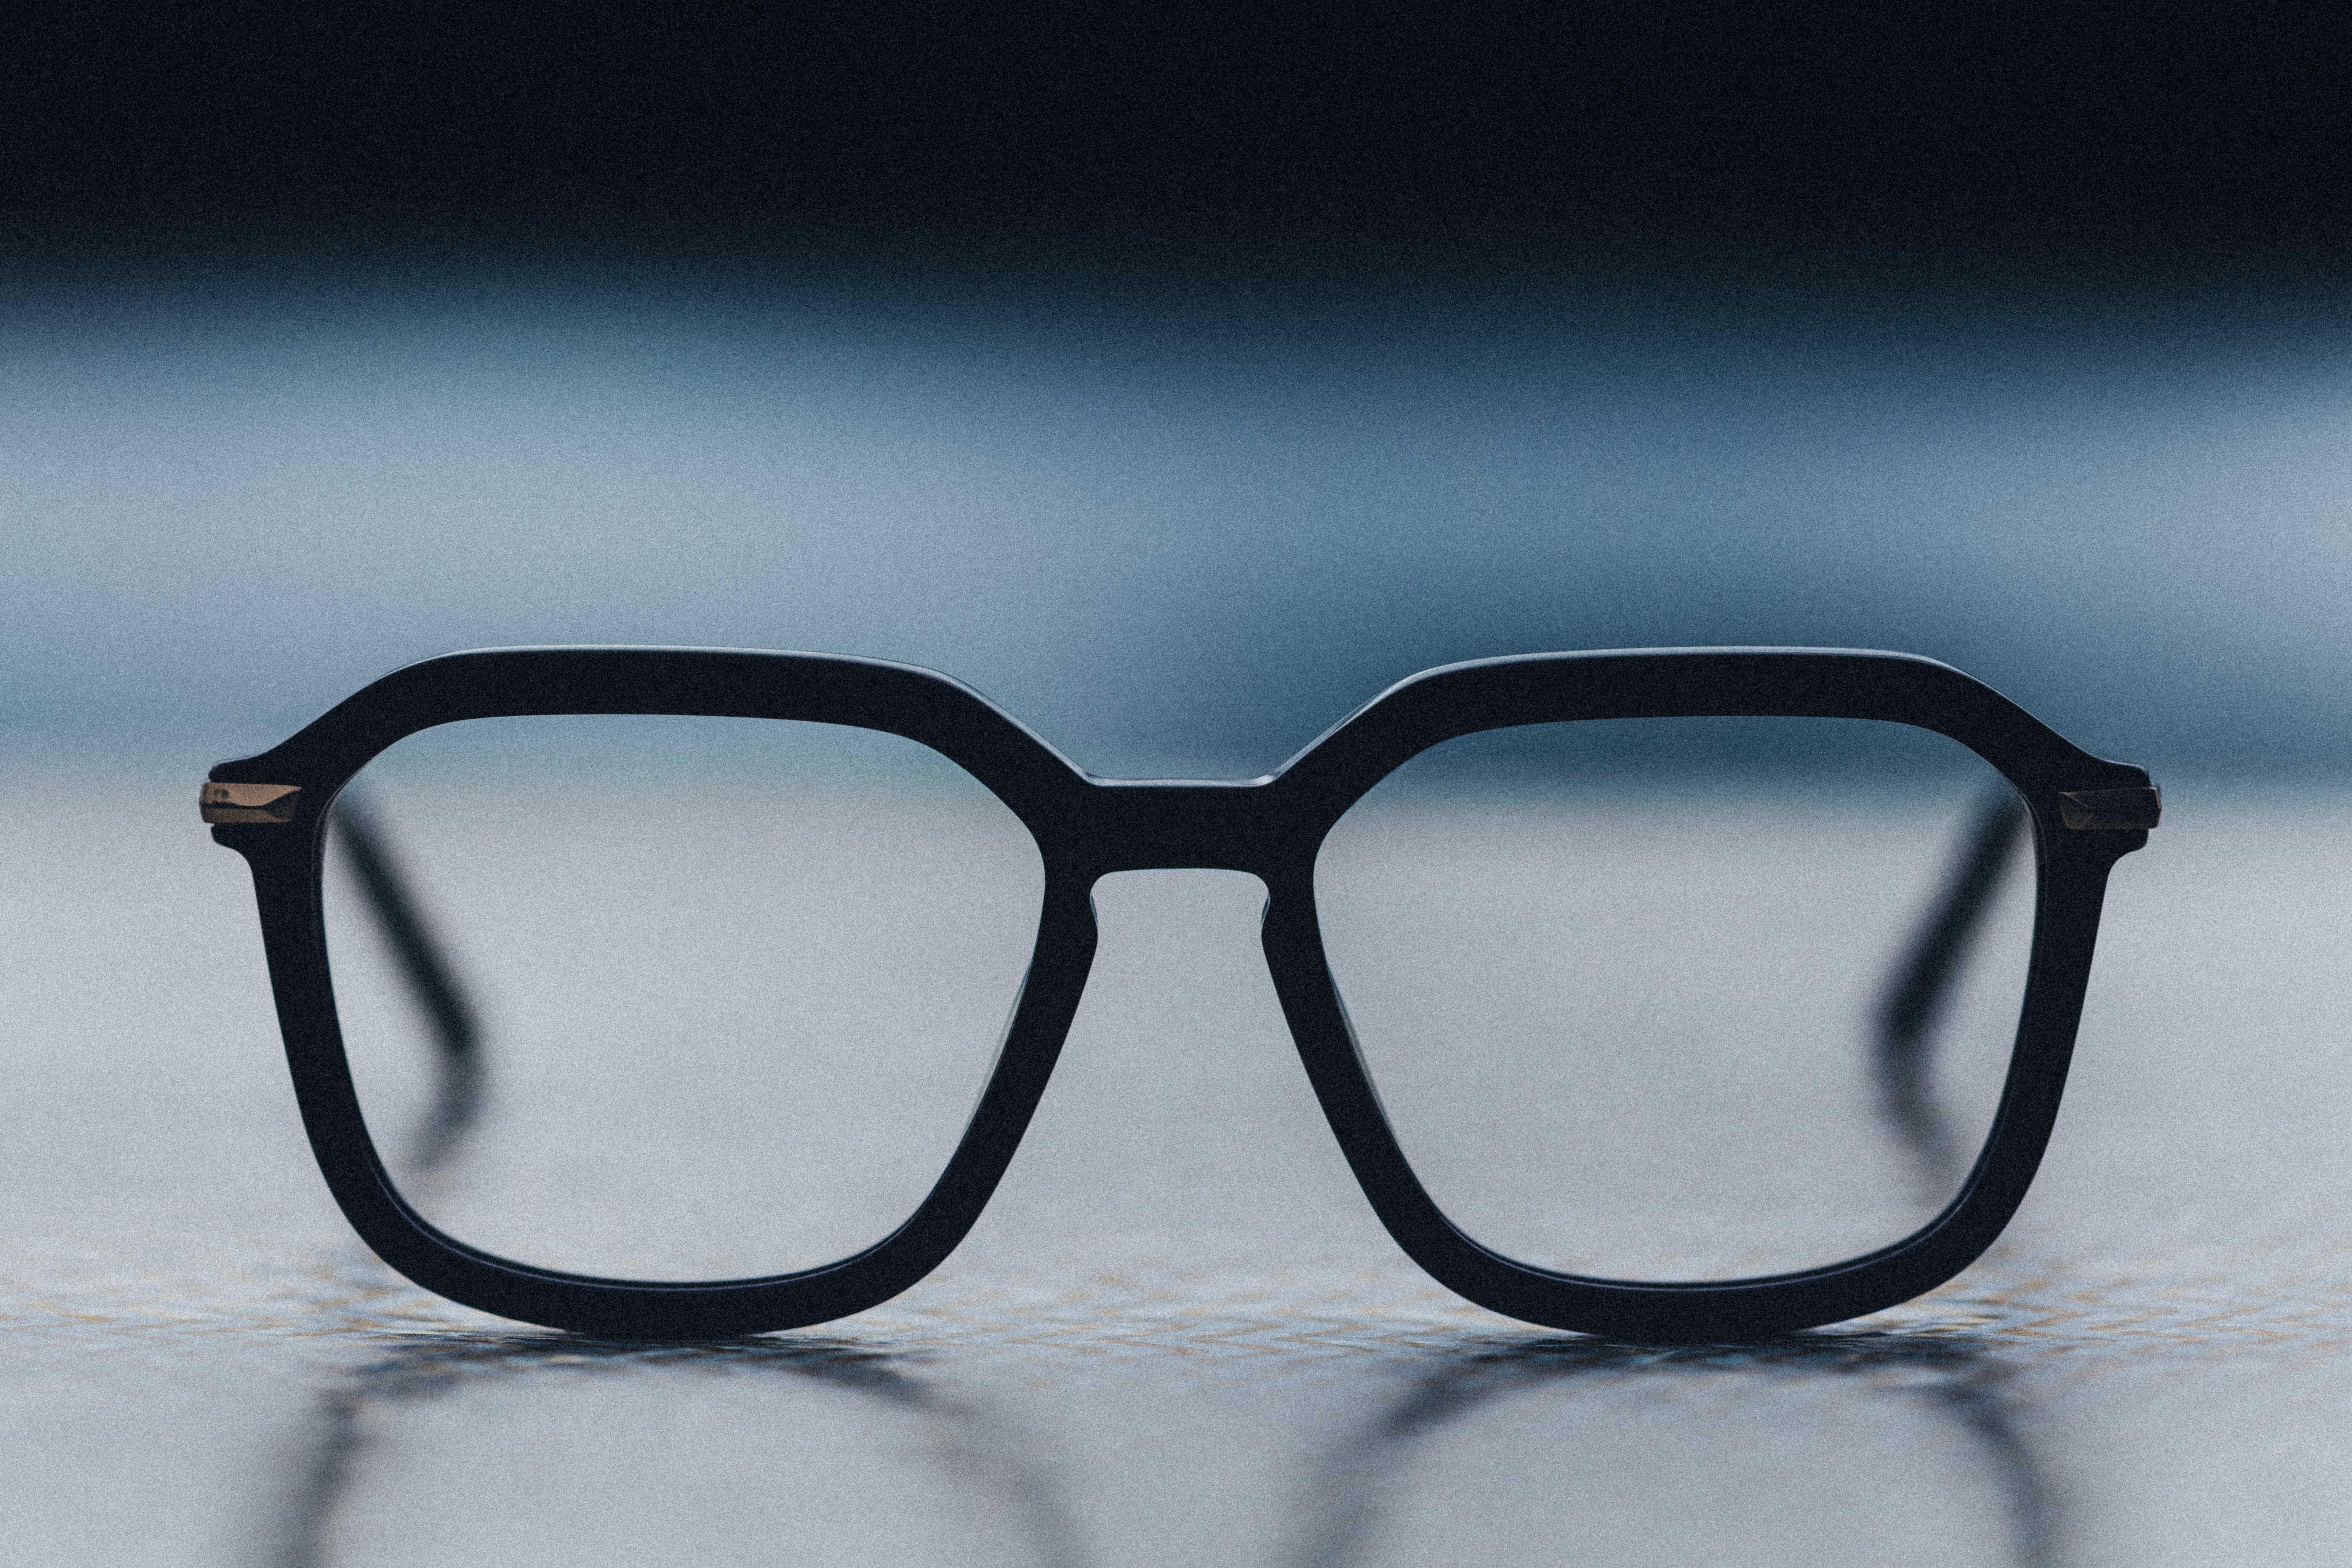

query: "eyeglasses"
left=204, top=646, right=2157, bottom=1341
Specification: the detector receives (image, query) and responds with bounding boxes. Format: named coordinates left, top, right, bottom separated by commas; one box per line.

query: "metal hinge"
left=2057, top=786, right=2161, bottom=831
left=200, top=782, right=302, bottom=824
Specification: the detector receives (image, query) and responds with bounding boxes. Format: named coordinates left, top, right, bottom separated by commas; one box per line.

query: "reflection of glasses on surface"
left=203, top=645, right=2156, bottom=1341
left=1293, top=1332, right=2053, bottom=1568
left=270, top=1336, right=1082, bottom=1568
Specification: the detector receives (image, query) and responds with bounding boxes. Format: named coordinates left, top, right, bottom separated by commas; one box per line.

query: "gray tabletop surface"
left=5, top=765, right=2348, bottom=1567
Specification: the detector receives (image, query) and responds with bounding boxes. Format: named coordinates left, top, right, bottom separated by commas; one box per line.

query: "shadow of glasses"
left=265, top=1333, right=1089, bottom=1568
left=1289, top=1330, right=2054, bottom=1568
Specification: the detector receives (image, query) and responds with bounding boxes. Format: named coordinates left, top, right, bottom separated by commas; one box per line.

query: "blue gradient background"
left=6, top=249, right=2349, bottom=777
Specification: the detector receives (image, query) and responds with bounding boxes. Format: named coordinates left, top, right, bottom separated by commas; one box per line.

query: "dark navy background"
left=9, top=4, right=2351, bottom=251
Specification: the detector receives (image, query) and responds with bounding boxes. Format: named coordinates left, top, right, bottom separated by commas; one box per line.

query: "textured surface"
left=4, top=767, right=2350, bottom=1565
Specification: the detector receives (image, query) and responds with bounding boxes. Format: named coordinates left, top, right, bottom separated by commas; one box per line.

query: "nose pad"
left=967, top=870, right=1384, bottom=1259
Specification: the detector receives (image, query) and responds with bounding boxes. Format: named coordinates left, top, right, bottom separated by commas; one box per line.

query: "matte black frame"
left=210, top=645, right=2150, bottom=1341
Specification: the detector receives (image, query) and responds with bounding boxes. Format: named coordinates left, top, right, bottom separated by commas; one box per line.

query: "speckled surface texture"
left=6, top=768, right=2349, bottom=1566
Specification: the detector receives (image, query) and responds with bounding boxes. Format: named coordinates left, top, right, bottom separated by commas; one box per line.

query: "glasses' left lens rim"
left=208, top=646, right=1108, bottom=1339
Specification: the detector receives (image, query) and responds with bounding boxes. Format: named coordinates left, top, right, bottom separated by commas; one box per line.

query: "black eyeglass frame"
left=209, top=645, right=2152, bottom=1342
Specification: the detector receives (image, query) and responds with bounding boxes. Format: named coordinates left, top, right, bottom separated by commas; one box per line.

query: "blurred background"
left=6, top=4, right=2351, bottom=776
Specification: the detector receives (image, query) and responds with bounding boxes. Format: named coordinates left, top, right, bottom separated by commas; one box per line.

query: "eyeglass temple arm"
left=330, top=798, right=484, bottom=1173
left=1871, top=790, right=2029, bottom=1174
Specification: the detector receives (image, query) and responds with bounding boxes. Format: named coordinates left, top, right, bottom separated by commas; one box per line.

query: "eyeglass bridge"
left=1081, top=779, right=1285, bottom=874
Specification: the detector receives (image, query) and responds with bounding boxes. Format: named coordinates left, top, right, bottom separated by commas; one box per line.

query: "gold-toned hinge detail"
left=201, top=782, right=302, bottom=824
left=2058, top=786, right=2160, bottom=831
